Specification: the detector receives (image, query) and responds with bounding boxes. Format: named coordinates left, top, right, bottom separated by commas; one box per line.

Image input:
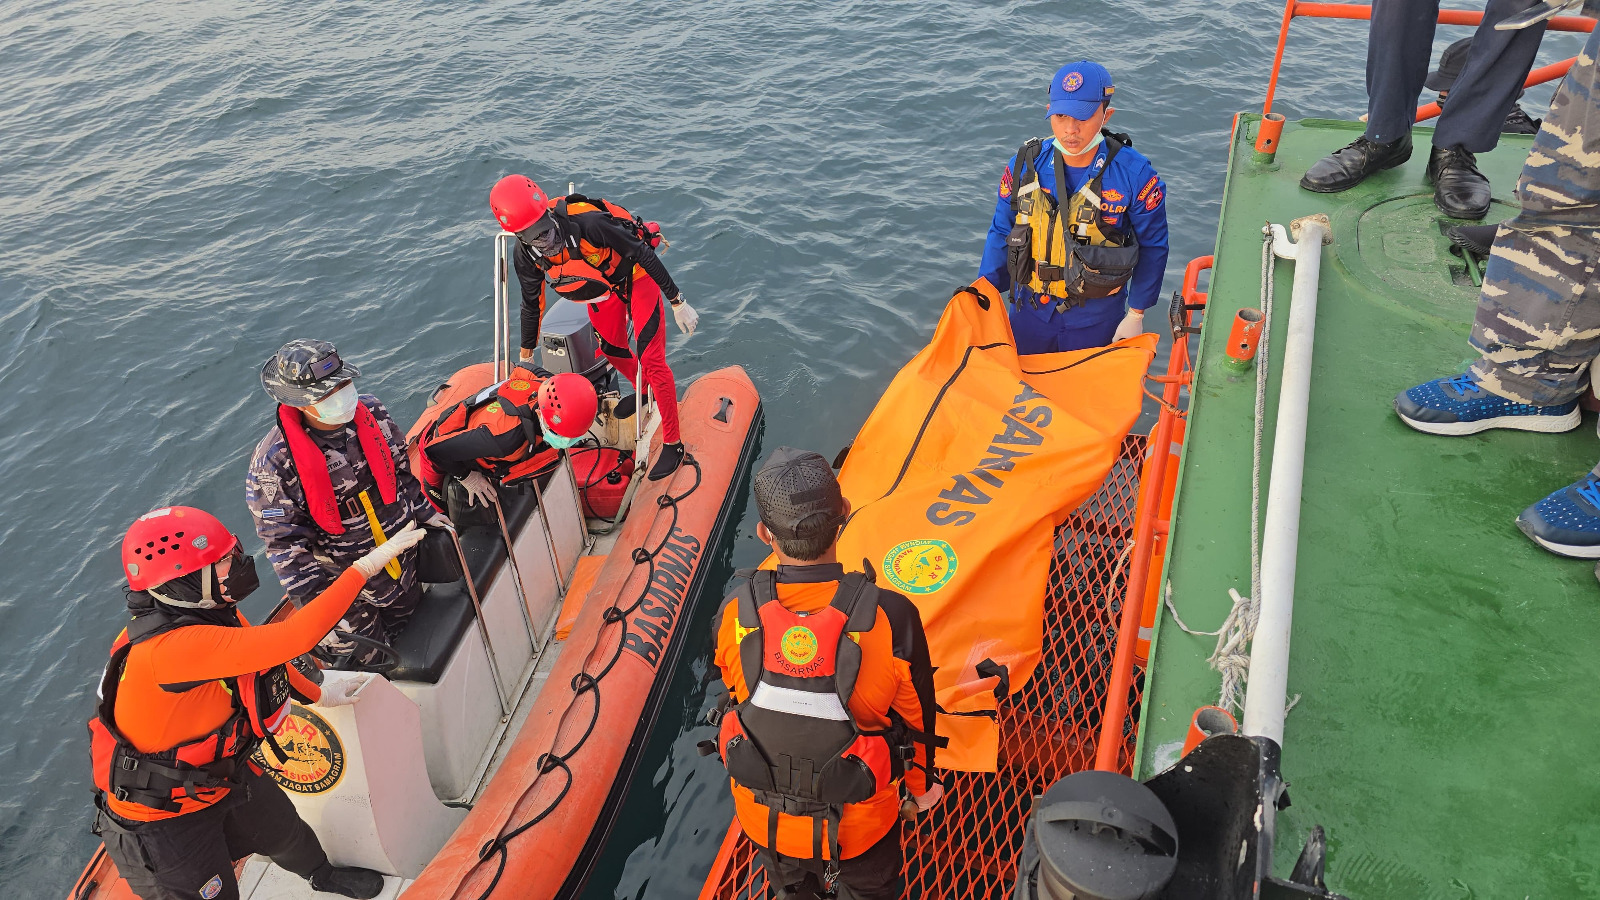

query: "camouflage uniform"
left=245, top=395, right=435, bottom=660
left=1469, top=25, right=1600, bottom=409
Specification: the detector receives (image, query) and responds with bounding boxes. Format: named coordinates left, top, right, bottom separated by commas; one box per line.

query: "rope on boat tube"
left=463, top=456, right=704, bottom=900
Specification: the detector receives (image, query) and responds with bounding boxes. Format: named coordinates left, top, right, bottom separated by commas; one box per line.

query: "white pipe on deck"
left=1241, top=215, right=1329, bottom=746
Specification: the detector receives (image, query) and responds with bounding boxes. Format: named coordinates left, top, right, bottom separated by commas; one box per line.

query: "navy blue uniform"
left=978, top=137, right=1170, bottom=353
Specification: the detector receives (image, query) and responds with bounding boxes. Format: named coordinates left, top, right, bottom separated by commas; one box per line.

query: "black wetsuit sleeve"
left=878, top=589, right=939, bottom=778
left=577, top=215, right=680, bottom=300
left=513, top=242, right=548, bottom=352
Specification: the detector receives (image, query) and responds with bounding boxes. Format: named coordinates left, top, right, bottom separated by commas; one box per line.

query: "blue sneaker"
left=1517, top=474, right=1600, bottom=558
left=1394, top=373, right=1580, bottom=436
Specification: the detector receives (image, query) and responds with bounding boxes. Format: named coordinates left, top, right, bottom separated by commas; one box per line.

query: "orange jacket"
left=713, top=563, right=936, bottom=859
left=107, top=569, right=363, bottom=821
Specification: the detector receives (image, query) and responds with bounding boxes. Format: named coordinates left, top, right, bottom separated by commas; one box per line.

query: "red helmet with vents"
left=120, top=507, right=237, bottom=591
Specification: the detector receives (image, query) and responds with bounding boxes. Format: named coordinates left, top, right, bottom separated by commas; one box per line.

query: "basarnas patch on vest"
left=780, top=625, right=819, bottom=665
left=882, top=539, right=958, bottom=594
left=253, top=705, right=345, bottom=795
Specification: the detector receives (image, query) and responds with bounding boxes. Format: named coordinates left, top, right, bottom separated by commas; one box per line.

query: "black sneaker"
left=308, top=863, right=386, bottom=899
left=1502, top=105, right=1542, bottom=135
left=1444, top=222, right=1500, bottom=260
left=612, top=393, right=637, bottom=420
left=1299, top=134, right=1413, bottom=193
left=1427, top=145, right=1492, bottom=219
left=647, top=441, right=687, bottom=481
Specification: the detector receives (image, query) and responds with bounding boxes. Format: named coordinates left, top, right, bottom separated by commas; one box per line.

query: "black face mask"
left=518, top=213, right=563, bottom=256
left=222, top=552, right=261, bottom=603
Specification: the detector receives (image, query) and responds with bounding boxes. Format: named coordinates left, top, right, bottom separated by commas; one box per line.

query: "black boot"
left=647, top=441, right=687, bottom=481
left=1299, top=133, right=1412, bottom=193
left=1427, top=145, right=1492, bottom=220
left=612, top=392, right=637, bottom=420
left=308, top=862, right=386, bottom=899
left=1444, top=222, right=1502, bottom=260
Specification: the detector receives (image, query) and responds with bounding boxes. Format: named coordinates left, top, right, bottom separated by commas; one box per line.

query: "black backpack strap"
left=736, top=570, right=777, bottom=691
left=829, top=574, right=880, bottom=707
left=1009, top=137, right=1045, bottom=215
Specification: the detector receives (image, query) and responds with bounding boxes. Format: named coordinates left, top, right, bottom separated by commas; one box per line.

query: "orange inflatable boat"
left=69, top=364, right=762, bottom=900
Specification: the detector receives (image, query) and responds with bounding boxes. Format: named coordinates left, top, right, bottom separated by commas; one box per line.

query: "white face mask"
left=306, top=384, right=359, bottom=425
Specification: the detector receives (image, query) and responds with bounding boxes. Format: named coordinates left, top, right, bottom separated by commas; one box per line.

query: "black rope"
left=469, top=456, right=704, bottom=900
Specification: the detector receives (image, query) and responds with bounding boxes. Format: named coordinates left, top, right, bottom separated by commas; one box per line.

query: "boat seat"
left=387, top=478, right=544, bottom=683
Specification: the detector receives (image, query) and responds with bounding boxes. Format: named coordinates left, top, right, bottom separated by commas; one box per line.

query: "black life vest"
left=86, top=607, right=305, bottom=815
left=1005, top=131, right=1141, bottom=311
left=419, top=363, right=561, bottom=488
left=708, top=571, right=902, bottom=861
left=537, top=194, right=664, bottom=303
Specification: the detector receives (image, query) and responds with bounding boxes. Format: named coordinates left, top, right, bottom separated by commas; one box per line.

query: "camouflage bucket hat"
left=260, top=339, right=361, bottom=406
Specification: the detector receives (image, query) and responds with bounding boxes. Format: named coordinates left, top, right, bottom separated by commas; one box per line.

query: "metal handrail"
left=1262, top=1, right=1594, bottom=119
left=1092, top=254, right=1210, bottom=772
left=442, top=522, right=512, bottom=717
left=488, top=492, right=541, bottom=650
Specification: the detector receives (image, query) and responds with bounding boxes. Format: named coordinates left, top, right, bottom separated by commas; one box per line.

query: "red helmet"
left=490, top=175, right=551, bottom=233
left=121, top=507, right=238, bottom=591
left=538, top=373, right=599, bottom=439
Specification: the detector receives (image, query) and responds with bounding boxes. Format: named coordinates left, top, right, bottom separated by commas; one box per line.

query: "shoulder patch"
left=999, top=165, right=1014, bottom=199
left=1136, top=175, right=1159, bottom=202
left=1144, top=186, right=1164, bottom=211
left=261, top=508, right=286, bottom=519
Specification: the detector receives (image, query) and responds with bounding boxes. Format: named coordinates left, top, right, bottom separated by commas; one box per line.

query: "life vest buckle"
left=117, top=757, right=140, bottom=771
left=1035, top=263, right=1065, bottom=283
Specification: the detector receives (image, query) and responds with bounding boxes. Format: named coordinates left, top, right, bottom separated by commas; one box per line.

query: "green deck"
left=1134, top=116, right=1600, bottom=898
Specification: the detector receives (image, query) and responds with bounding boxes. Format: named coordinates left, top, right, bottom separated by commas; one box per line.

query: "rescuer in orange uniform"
left=708, top=448, right=944, bottom=899
left=88, top=506, right=425, bottom=900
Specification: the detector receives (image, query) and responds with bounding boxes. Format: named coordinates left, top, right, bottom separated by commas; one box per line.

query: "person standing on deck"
left=1393, top=22, right=1600, bottom=567
left=1299, top=0, right=1551, bottom=220
left=247, top=340, right=443, bottom=667
left=977, top=60, right=1170, bottom=353
left=489, top=175, right=699, bottom=482
left=90, top=505, right=423, bottom=900
left=707, top=448, right=945, bottom=900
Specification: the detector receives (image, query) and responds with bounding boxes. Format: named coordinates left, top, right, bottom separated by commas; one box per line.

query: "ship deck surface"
left=1136, top=115, right=1600, bottom=898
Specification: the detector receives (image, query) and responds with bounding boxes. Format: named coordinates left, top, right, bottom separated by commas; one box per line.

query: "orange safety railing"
left=697, top=262, right=1211, bottom=899
left=1261, top=1, right=1593, bottom=133
left=1092, top=255, right=1207, bottom=772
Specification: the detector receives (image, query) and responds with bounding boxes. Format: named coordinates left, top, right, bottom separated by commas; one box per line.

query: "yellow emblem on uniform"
left=254, top=705, right=345, bottom=795
left=486, top=401, right=503, bottom=415
left=508, top=379, right=531, bottom=391
left=780, top=625, right=819, bottom=666
left=584, top=251, right=605, bottom=267
left=883, top=539, right=959, bottom=594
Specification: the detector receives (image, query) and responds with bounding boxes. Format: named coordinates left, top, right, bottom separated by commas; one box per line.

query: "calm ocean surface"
left=1, top=1, right=1582, bottom=896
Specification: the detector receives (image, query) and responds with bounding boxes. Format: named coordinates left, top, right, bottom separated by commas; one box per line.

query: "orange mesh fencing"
left=697, top=433, right=1149, bottom=900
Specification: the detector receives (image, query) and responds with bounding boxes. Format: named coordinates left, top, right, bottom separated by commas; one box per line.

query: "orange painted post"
left=1094, top=256, right=1211, bottom=772
left=1182, top=706, right=1239, bottom=755
left=1261, top=0, right=1298, bottom=116
left=1254, top=113, right=1286, bottom=161
left=1134, top=416, right=1185, bottom=666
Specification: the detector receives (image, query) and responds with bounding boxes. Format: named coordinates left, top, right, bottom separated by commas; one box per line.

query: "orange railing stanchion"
left=1262, top=0, right=1299, bottom=116
left=1092, top=255, right=1211, bottom=773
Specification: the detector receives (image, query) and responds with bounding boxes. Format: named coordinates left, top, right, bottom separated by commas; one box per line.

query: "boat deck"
left=1137, top=115, right=1600, bottom=898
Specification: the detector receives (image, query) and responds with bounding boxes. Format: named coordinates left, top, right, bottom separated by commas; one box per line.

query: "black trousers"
left=98, top=766, right=327, bottom=900
left=762, top=821, right=904, bottom=900
left=1365, top=0, right=1547, bottom=149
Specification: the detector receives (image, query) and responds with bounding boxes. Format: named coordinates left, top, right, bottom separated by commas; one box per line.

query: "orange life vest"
left=539, top=194, right=664, bottom=303
left=87, top=612, right=298, bottom=816
left=419, top=363, right=561, bottom=492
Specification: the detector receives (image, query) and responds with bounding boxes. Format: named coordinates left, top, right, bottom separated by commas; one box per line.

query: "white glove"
left=460, top=470, right=497, bottom=508
left=1112, top=308, right=1147, bottom=342
left=315, top=673, right=372, bottom=708
left=671, top=296, right=700, bottom=335
left=351, top=522, right=427, bottom=579
left=914, top=782, right=945, bottom=812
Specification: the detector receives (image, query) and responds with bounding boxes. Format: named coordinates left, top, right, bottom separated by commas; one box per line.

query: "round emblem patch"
left=508, top=379, right=531, bottom=391
left=882, top=539, right=959, bottom=594
left=780, top=625, right=819, bottom=666
left=254, top=705, right=346, bottom=795
left=1063, top=72, right=1084, bottom=92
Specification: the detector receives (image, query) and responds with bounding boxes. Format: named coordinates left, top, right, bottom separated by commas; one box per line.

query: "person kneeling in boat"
left=91, top=506, right=425, bottom=900
left=416, top=367, right=600, bottom=516
left=978, top=60, right=1170, bottom=353
left=489, top=175, right=698, bottom=482
left=247, top=340, right=443, bottom=668
left=706, top=448, right=944, bottom=900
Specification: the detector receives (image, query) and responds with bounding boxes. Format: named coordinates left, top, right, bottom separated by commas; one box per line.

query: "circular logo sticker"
left=780, top=625, right=819, bottom=666
left=1063, top=72, right=1084, bottom=92
left=883, top=540, right=959, bottom=594
left=508, top=379, right=531, bottom=392
left=254, top=705, right=345, bottom=795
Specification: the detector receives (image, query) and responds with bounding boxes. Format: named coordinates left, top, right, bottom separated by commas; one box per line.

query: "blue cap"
left=1048, top=61, right=1115, bottom=120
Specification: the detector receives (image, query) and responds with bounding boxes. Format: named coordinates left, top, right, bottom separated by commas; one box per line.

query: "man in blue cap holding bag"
left=977, top=60, right=1170, bottom=353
